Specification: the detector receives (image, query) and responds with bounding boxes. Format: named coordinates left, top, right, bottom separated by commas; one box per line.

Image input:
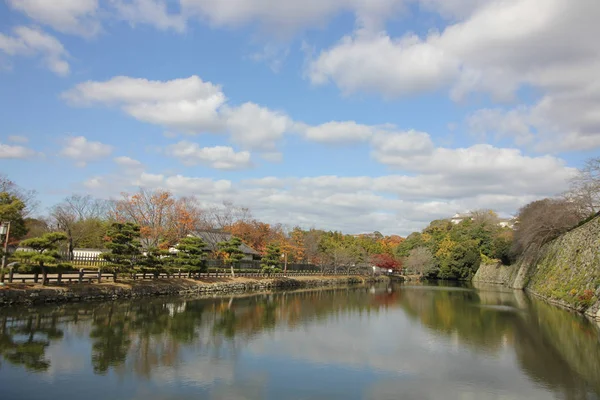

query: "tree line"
left=1, top=156, right=597, bottom=283
left=0, top=176, right=407, bottom=283
left=396, top=156, right=600, bottom=280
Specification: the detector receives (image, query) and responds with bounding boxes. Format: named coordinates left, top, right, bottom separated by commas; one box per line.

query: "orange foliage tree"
left=111, top=189, right=204, bottom=249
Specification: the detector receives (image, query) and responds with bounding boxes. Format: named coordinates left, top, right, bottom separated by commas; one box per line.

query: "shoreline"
left=473, top=276, right=600, bottom=321
left=0, top=275, right=391, bottom=307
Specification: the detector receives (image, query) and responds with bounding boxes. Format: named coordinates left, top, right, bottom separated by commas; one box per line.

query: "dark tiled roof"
left=191, top=230, right=260, bottom=255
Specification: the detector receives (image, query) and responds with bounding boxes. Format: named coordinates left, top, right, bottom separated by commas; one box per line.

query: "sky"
left=1, top=0, right=599, bottom=236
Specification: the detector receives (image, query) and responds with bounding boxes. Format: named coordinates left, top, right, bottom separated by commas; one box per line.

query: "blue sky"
left=1, top=0, right=599, bottom=235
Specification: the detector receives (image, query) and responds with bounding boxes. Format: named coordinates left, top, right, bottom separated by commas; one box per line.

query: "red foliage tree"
left=370, top=253, right=402, bottom=272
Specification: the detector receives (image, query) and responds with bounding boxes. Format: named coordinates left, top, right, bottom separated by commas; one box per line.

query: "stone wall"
left=472, top=263, right=519, bottom=286
left=0, top=276, right=390, bottom=307
left=473, top=216, right=600, bottom=320
left=525, top=216, right=600, bottom=319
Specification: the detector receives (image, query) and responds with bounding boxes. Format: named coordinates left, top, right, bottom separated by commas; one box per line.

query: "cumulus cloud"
left=300, top=121, right=374, bottom=143
left=0, top=142, right=37, bottom=159
left=80, top=136, right=573, bottom=235
left=165, top=141, right=252, bottom=170
left=7, top=0, right=100, bottom=37
left=308, top=30, right=459, bottom=97
left=0, top=26, right=70, bottom=76
left=370, top=130, right=434, bottom=163
left=60, top=136, right=113, bottom=167
left=114, top=156, right=145, bottom=173
left=112, top=0, right=187, bottom=32
left=223, top=102, right=291, bottom=151
left=62, top=75, right=294, bottom=153
left=308, top=0, right=600, bottom=151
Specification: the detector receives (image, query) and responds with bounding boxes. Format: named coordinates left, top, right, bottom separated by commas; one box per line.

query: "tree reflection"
left=396, top=284, right=600, bottom=397
left=0, top=313, right=63, bottom=372
left=0, top=284, right=599, bottom=399
left=90, top=305, right=131, bottom=374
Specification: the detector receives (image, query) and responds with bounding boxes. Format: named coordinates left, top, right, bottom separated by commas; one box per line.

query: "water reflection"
left=0, top=284, right=598, bottom=400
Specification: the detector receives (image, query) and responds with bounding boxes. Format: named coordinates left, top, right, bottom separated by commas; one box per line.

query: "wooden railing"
left=3, top=269, right=367, bottom=285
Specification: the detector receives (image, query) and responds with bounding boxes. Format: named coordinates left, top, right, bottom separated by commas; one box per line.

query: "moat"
left=1, top=283, right=599, bottom=400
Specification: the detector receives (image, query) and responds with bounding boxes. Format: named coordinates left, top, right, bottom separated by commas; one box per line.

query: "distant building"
left=448, top=212, right=516, bottom=229
left=450, top=213, right=472, bottom=225
left=497, top=218, right=517, bottom=229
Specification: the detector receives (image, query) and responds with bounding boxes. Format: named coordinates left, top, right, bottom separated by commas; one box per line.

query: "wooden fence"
left=23, top=253, right=322, bottom=271
left=2, top=268, right=368, bottom=285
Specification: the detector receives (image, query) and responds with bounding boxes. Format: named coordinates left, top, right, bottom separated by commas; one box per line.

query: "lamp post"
left=280, top=252, right=287, bottom=275
left=0, top=221, right=11, bottom=283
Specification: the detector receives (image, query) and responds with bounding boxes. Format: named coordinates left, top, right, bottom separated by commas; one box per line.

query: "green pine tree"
left=14, top=232, right=68, bottom=285
left=100, top=223, right=142, bottom=276
left=217, top=237, right=245, bottom=277
left=172, top=236, right=208, bottom=275
left=261, top=243, right=281, bottom=275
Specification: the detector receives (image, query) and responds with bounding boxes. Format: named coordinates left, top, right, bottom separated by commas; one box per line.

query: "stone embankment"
left=473, top=215, right=600, bottom=320
left=0, top=275, right=390, bottom=307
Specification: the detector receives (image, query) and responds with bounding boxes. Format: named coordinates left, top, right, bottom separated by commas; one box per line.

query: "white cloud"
left=112, top=0, right=187, bottom=32
left=308, top=0, right=600, bottom=151
left=83, top=176, right=104, bottom=189
left=135, top=172, right=165, bottom=187
left=60, top=136, right=113, bottom=167
left=301, top=121, right=374, bottom=143
left=165, top=141, right=252, bottom=170
left=63, top=76, right=292, bottom=152
left=7, top=135, right=29, bottom=143
left=0, top=26, right=70, bottom=76
left=63, top=75, right=226, bottom=133
left=260, top=152, right=283, bottom=163
left=0, top=142, right=37, bottom=159
left=63, top=75, right=222, bottom=105
left=371, top=130, right=434, bottom=162
left=7, top=0, right=100, bottom=37
left=223, top=102, right=291, bottom=151
left=308, top=30, right=459, bottom=97
left=81, top=137, right=573, bottom=235
left=114, top=156, right=144, bottom=171
left=181, top=0, right=350, bottom=33
left=466, top=108, right=535, bottom=146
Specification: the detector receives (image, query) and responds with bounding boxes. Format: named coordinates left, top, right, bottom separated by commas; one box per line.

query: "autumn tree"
left=303, top=229, right=324, bottom=266
left=205, top=200, right=252, bottom=230
left=378, top=235, right=404, bottom=255
left=112, top=189, right=203, bottom=249
left=100, top=222, right=142, bottom=275
left=51, top=194, right=108, bottom=259
left=261, top=243, right=282, bottom=274
left=225, top=219, right=274, bottom=254
left=14, top=232, right=68, bottom=285
left=217, top=237, right=245, bottom=277
left=319, top=233, right=360, bottom=274
left=370, top=253, right=401, bottom=272
left=287, top=226, right=306, bottom=263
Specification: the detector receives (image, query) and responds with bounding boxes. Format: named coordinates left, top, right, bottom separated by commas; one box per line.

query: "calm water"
left=1, top=283, right=599, bottom=400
